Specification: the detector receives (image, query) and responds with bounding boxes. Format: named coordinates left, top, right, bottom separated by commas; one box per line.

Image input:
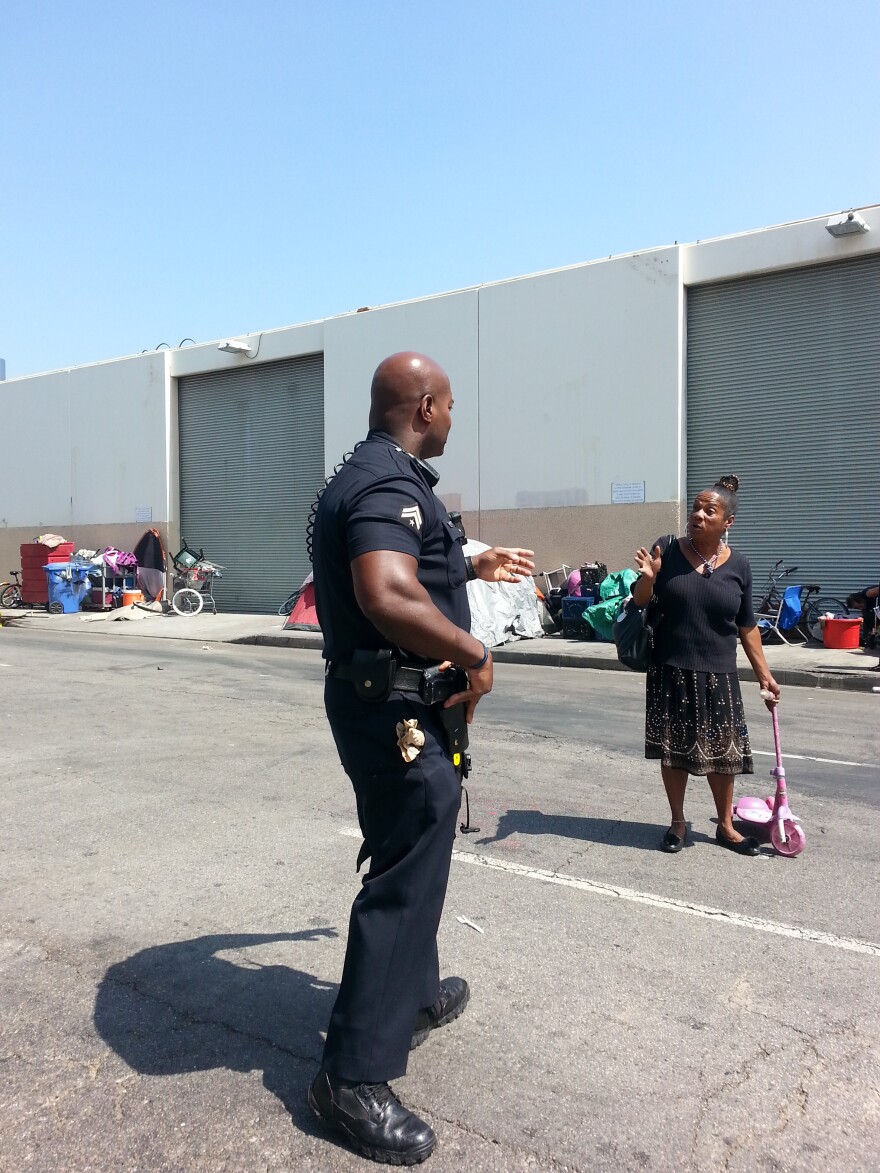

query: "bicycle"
left=754, top=559, right=849, bottom=643
left=754, top=559, right=797, bottom=615
left=0, top=570, right=23, bottom=608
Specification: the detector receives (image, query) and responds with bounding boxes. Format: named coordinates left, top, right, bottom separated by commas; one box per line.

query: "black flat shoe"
left=308, top=1069, right=436, bottom=1165
left=660, top=826, right=687, bottom=853
left=411, top=976, right=470, bottom=1050
left=715, top=828, right=760, bottom=856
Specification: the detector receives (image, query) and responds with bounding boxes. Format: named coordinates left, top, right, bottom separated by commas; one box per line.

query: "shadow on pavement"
left=94, top=929, right=339, bottom=1135
left=476, top=809, right=714, bottom=850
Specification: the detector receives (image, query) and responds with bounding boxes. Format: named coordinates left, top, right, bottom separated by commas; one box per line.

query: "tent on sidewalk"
left=134, top=528, right=167, bottom=602
left=283, top=573, right=320, bottom=631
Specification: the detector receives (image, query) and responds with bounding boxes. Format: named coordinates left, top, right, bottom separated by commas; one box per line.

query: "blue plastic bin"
left=561, top=596, right=595, bottom=640
left=43, top=562, right=92, bottom=614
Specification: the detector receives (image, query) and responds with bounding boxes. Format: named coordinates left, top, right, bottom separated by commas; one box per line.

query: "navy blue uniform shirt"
left=312, top=430, right=471, bottom=662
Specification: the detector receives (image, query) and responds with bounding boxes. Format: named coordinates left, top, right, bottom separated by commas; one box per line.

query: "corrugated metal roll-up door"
left=687, top=254, right=880, bottom=603
left=178, top=354, right=324, bottom=614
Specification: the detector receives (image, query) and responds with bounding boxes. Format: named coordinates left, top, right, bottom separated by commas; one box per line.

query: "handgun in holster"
left=418, top=665, right=469, bottom=774
left=425, top=667, right=478, bottom=834
left=441, top=700, right=478, bottom=834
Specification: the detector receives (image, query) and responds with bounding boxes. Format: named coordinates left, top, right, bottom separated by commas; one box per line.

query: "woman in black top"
left=632, top=476, right=780, bottom=855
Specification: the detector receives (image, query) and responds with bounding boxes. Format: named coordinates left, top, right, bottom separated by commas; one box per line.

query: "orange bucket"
left=122, top=588, right=144, bottom=608
left=822, top=616, right=861, bottom=650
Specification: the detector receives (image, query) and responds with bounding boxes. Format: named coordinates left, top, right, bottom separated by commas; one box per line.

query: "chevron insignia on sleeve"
left=400, top=504, right=423, bottom=531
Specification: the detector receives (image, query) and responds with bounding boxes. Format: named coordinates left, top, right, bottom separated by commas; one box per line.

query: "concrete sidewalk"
left=3, top=602, right=879, bottom=691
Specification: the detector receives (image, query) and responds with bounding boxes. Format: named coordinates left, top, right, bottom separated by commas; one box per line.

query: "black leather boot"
left=411, top=976, right=470, bottom=1050
left=308, top=1069, right=436, bottom=1165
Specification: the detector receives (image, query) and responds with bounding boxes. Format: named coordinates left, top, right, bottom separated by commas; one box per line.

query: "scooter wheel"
left=771, top=820, right=805, bottom=857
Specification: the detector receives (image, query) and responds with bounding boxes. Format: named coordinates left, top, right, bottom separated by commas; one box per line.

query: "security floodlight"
left=217, top=339, right=253, bottom=355
left=825, top=211, right=869, bottom=237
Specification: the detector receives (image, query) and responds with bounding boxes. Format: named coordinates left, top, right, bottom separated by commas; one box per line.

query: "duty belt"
left=327, top=661, right=427, bottom=693
left=326, top=659, right=467, bottom=706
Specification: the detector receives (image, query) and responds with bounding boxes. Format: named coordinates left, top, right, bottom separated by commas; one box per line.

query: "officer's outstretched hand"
left=472, top=547, right=536, bottom=583
left=443, top=656, right=493, bottom=724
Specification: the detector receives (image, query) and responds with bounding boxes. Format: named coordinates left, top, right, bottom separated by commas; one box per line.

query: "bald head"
left=369, top=352, right=453, bottom=458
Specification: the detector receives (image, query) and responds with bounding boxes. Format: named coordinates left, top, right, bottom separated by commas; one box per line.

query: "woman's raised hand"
left=635, top=545, right=663, bottom=584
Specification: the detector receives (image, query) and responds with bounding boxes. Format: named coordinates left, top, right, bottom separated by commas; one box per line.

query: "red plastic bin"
left=822, top=617, right=861, bottom=650
left=21, top=542, right=74, bottom=564
left=19, top=543, right=76, bottom=604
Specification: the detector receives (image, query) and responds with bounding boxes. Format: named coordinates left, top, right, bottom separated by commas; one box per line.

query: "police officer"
left=308, top=352, right=534, bottom=1164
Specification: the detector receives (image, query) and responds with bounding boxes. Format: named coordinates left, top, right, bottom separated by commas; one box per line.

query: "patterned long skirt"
left=645, top=664, right=754, bottom=777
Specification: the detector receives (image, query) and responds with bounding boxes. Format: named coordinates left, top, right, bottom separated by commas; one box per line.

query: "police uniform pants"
left=321, top=677, right=462, bottom=1083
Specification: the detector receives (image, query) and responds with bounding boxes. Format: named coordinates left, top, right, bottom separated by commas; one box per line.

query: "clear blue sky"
left=2, top=0, right=877, bottom=378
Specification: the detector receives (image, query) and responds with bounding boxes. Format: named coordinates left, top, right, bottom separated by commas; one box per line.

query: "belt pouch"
left=350, top=649, right=397, bottom=702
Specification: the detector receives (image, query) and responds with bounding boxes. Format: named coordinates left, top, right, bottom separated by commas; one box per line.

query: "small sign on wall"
left=135, top=506, right=153, bottom=523
left=611, top=481, right=645, bottom=505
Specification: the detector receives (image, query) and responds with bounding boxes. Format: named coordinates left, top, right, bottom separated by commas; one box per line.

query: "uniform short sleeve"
left=735, top=557, right=756, bottom=627
left=346, top=478, right=433, bottom=561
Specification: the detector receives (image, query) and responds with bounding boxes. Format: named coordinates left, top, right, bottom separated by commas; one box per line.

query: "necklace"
left=687, top=536, right=723, bottom=576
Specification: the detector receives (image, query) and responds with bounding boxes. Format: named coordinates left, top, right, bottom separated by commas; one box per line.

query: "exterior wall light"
left=825, top=210, right=870, bottom=237
left=217, top=339, right=254, bottom=356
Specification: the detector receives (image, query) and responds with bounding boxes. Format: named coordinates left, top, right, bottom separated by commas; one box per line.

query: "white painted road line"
left=338, top=828, right=880, bottom=957
left=753, top=749, right=878, bottom=769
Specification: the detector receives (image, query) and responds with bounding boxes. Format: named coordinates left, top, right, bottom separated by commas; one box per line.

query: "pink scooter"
left=733, top=691, right=806, bottom=857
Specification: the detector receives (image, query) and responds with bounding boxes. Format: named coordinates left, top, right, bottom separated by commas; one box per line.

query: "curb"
left=235, top=632, right=324, bottom=651
left=233, top=633, right=880, bottom=693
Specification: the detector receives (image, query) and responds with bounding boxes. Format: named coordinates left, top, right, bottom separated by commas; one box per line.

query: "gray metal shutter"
left=687, top=254, right=880, bottom=603
left=178, top=354, right=324, bottom=613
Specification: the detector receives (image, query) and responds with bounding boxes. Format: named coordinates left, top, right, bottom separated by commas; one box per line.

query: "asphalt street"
left=2, top=631, right=878, bottom=1172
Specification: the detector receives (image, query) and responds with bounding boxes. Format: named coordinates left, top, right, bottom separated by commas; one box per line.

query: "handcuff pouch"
left=350, top=648, right=397, bottom=702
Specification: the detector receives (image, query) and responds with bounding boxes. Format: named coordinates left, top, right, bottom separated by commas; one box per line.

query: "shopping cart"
left=170, top=541, right=224, bottom=616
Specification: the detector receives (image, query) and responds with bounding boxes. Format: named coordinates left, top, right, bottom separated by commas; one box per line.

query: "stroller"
left=170, top=540, right=224, bottom=616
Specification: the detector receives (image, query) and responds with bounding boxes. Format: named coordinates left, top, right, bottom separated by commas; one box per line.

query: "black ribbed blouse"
left=650, top=536, right=756, bottom=673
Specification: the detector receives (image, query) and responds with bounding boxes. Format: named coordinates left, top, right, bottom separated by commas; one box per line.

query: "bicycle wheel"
left=804, top=597, right=849, bottom=642
left=0, top=584, right=22, bottom=608
left=171, top=588, right=204, bottom=617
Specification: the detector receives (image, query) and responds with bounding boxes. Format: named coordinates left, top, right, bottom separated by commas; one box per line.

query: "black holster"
left=439, top=701, right=470, bottom=781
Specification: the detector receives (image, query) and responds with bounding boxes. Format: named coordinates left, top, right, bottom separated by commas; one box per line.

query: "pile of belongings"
left=580, top=569, right=638, bottom=640
left=73, top=546, right=138, bottom=572
left=70, top=530, right=167, bottom=604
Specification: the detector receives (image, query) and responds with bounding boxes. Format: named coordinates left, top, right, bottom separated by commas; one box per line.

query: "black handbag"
left=613, top=596, right=657, bottom=672
left=613, top=535, right=674, bottom=671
